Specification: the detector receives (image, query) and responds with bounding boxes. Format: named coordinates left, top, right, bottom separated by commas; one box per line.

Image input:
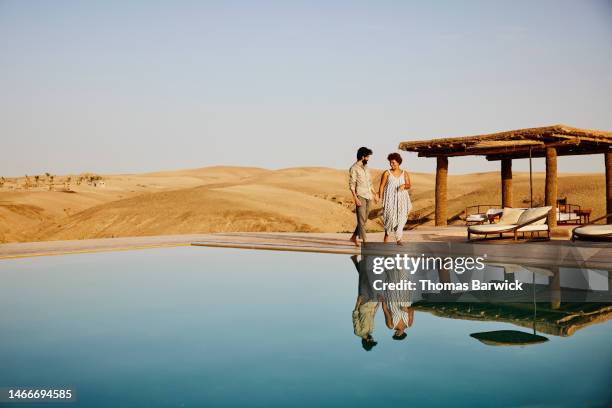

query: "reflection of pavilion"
left=415, top=301, right=612, bottom=337
left=431, top=262, right=612, bottom=306
left=362, top=241, right=612, bottom=339
left=417, top=263, right=612, bottom=337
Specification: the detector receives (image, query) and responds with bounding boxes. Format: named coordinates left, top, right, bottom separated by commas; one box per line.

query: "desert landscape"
left=0, top=166, right=607, bottom=244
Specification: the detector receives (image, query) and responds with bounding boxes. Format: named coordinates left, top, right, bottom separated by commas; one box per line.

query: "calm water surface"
left=0, top=247, right=610, bottom=407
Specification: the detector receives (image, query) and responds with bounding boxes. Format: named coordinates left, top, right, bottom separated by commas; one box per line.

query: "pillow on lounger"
left=517, top=206, right=552, bottom=226
left=499, top=208, right=525, bottom=225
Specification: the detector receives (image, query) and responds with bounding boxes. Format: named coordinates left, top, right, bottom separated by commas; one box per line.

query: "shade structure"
left=398, top=124, right=612, bottom=226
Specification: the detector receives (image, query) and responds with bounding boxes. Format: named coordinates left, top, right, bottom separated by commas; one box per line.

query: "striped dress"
left=382, top=170, right=412, bottom=241
left=384, top=267, right=412, bottom=329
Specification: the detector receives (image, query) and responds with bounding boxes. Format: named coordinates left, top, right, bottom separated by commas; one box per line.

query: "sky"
left=1, top=0, right=611, bottom=176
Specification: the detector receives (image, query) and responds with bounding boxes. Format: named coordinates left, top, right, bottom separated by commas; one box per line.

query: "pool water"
left=1, top=247, right=610, bottom=407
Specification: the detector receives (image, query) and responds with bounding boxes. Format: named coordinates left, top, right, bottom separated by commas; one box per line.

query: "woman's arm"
left=404, top=171, right=411, bottom=190
left=378, top=171, right=388, bottom=201
left=380, top=299, right=394, bottom=329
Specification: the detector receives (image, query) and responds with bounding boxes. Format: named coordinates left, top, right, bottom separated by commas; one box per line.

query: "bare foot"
left=350, top=236, right=361, bottom=247
left=383, top=233, right=390, bottom=243
left=396, top=240, right=404, bottom=246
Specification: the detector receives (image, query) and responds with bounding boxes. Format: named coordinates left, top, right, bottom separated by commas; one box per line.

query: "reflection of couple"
left=351, top=255, right=414, bottom=350
left=349, top=147, right=413, bottom=246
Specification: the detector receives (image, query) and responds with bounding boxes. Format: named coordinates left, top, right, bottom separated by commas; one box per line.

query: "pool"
left=1, top=247, right=611, bottom=407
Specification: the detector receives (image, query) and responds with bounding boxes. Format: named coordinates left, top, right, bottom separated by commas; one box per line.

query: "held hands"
left=374, top=193, right=380, bottom=204
left=355, top=197, right=362, bottom=207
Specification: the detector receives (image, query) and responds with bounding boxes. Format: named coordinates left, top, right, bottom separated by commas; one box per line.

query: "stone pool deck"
left=0, top=226, right=604, bottom=260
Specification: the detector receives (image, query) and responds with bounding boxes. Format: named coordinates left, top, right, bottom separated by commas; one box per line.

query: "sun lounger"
left=571, top=213, right=612, bottom=241
left=467, top=207, right=552, bottom=241
left=557, top=210, right=581, bottom=224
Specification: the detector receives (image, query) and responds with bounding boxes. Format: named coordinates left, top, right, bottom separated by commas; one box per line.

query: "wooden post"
left=435, top=156, right=448, bottom=226
left=606, top=153, right=612, bottom=224
left=549, top=267, right=560, bottom=310
left=544, top=147, right=557, bottom=228
left=501, top=158, right=512, bottom=208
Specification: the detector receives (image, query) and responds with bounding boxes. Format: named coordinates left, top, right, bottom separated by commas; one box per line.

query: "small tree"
left=48, top=175, right=55, bottom=191
left=34, top=175, right=40, bottom=187
left=0, top=177, right=5, bottom=188
left=65, top=176, right=72, bottom=191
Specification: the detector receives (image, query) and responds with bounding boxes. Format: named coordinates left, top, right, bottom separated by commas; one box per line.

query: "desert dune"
left=0, top=166, right=607, bottom=243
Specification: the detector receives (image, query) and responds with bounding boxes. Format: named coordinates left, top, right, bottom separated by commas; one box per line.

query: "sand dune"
left=0, top=166, right=607, bottom=243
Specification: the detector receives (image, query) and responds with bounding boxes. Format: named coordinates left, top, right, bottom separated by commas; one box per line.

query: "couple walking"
left=351, top=254, right=414, bottom=350
left=349, top=147, right=413, bottom=246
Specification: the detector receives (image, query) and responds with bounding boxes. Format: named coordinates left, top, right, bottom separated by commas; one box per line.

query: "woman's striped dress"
left=382, top=170, right=412, bottom=241
left=384, top=267, right=412, bottom=329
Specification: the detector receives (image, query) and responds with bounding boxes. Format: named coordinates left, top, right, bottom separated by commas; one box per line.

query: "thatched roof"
left=415, top=302, right=612, bottom=337
left=398, top=124, right=612, bottom=160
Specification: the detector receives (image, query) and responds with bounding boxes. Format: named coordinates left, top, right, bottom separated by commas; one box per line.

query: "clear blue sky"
left=1, top=0, right=611, bottom=176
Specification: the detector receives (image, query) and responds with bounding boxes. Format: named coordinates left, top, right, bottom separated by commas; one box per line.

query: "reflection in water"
left=380, top=265, right=414, bottom=340
left=469, top=269, right=549, bottom=346
left=351, top=255, right=612, bottom=348
left=350, top=255, right=379, bottom=351
left=351, top=255, right=416, bottom=344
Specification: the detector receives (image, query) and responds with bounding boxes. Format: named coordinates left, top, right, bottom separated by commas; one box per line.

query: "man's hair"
left=387, top=152, right=403, bottom=165
left=392, top=332, right=407, bottom=340
left=357, top=147, right=373, bottom=160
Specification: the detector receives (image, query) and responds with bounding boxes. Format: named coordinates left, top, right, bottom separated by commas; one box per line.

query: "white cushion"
left=466, top=214, right=486, bottom=222
left=517, top=206, right=552, bottom=226
left=499, top=208, right=525, bottom=225
left=485, top=208, right=503, bottom=216
left=468, top=224, right=516, bottom=234
left=516, top=224, right=549, bottom=232
left=574, top=225, right=612, bottom=236
left=557, top=212, right=580, bottom=221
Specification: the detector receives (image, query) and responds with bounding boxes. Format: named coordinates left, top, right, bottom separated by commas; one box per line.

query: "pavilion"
left=398, top=124, right=612, bottom=227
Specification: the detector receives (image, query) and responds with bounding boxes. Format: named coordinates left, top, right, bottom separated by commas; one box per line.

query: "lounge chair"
left=464, top=205, right=503, bottom=225
left=467, top=207, right=552, bottom=241
left=571, top=213, right=612, bottom=241
left=557, top=204, right=581, bottom=224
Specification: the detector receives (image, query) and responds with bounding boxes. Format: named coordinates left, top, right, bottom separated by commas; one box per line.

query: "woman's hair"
left=387, top=152, right=403, bottom=164
left=356, top=146, right=373, bottom=160
left=392, top=332, right=407, bottom=340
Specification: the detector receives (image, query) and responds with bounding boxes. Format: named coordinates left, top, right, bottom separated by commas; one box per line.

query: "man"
left=349, top=147, right=379, bottom=246
left=350, top=255, right=379, bottom=351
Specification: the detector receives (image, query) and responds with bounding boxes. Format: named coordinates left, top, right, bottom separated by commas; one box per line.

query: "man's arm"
left=369, top=170, right=379, bottom=202
left=349, top=166, right=362, bottom=207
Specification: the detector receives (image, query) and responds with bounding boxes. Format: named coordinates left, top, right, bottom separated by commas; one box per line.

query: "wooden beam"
left=435, top=156, right=448, bottom=226
left=501, top=159, right=512, bottom=208
left=545, top=147, right=557, bottom=228
left=606, top=153, right=612, bottom=224
left=486, top=146, right=612, bottom=160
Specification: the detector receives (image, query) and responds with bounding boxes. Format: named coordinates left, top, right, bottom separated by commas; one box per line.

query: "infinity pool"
left=1, top=247, right=611, bottom=407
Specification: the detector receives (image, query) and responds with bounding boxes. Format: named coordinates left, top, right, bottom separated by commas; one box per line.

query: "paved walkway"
left=0, top=228, right=466, bottom=259
left=0, top=227, right=604, bottom=260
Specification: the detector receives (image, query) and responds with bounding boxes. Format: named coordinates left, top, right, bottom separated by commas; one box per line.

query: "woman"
left=378, top=152, right=412, bottom=245
left=379, top=266, right=414, bottom=340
